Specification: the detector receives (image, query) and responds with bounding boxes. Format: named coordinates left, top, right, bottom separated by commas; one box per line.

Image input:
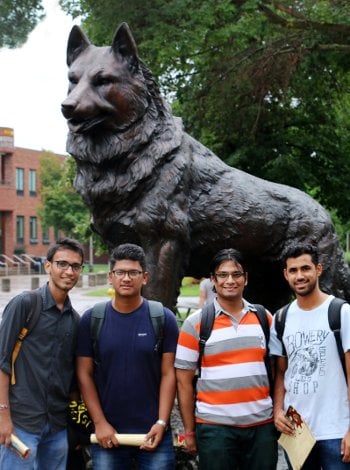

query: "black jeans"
left=196, top=422, right=278, bottom=470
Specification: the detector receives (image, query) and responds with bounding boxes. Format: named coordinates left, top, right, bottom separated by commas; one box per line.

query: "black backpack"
left=198, top=302, right=273, bottom=388
left=275, top=297, right=347, bottom=379
left=90, top=300, right=165, bottom=365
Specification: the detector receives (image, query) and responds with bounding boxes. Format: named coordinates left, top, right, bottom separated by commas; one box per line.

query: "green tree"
left=38, top=152, right=90, bottom=238
left=60, top=0, right=350, bottom=221
left=0, top=0, right=45, bottom=48
left=38, top=152, right=107, bottom=254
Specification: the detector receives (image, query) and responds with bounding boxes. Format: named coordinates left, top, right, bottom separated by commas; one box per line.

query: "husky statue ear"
left=112, top=22, right=139, bottom=69
left=66, top=25, right=91, bottom=66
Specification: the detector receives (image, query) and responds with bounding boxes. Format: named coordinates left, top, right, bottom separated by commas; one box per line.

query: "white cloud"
left=0, top=0, right=79, bottom=154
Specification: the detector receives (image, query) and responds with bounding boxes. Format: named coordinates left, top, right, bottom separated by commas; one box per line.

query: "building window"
left=29, top=169, right=37, bottom=196
left=16, top=216, right=24, bottom=244
left=16, top=168, right=24, bottom=195
left=30, top=216, right=38, bottom=243
left=42, top=227, right=50, bottom=244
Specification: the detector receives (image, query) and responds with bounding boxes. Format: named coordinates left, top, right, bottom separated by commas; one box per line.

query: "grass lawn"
left=87, top=264, right=109, bottom=272
left=180, top=283, right=200, bottom=297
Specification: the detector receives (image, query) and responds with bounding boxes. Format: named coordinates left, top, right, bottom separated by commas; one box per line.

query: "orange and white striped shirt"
left=175, top=299, right=273, bottom=427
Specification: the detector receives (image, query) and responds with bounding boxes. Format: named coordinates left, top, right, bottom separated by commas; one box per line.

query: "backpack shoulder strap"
left=23, top=289, right=42, bottom=332
left=148, top=300, right=165, bottom=353
left=11, top=289, right=42, bottom=385
left=253, top=304, right=270, bottom=345
left=198, top=302, right=216, bottom=378
left=91, top=301, right=107, bottom=366
left=328, top=297, right=347, bottom=380
left=274, top=303, right=290, bottom=356
left=252, top=304, right=273, bottom=392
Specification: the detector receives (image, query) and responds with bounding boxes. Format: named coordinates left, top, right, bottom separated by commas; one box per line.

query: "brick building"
left=0, top=127, right=65, bottom=268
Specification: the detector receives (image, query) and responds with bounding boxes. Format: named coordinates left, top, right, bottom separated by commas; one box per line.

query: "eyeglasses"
left=215, top=271, right=245, bottom=280
left=111, top=269, right=143, bottom=279
left=54, top=260, right=84, bottom=273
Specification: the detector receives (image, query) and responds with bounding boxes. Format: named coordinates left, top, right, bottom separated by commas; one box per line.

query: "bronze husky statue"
left=61, top=23, right=350, bottom=311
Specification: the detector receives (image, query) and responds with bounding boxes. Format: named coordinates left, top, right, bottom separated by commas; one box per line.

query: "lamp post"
left=89, top=236, right=94, bottom=272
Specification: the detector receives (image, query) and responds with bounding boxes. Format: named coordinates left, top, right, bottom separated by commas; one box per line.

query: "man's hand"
left=0, top=410, right=13, bottom=447
left=94, top=421, right=119, bottom=448
left=141, top=422, right=166, bottom=451
left=184, top=432, right=197, bottom=455
left=274, top=408, right=294, bottom=435
left=341, top=430, right=350, bottom=462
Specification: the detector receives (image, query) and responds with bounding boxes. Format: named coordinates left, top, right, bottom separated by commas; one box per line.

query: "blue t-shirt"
left=76, top=299, right=179, bottom=433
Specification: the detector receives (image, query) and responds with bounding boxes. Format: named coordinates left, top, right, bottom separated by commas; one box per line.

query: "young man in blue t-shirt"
left=76, top=243, right=179, bottom=469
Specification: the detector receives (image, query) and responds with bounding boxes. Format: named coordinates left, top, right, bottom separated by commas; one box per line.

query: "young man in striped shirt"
left=175, top=248, right=278, bottom=469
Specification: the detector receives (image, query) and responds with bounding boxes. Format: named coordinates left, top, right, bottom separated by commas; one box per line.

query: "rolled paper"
left=10, top=434, right=30, bottom=459
left=90, top=433, right=147, bottom=446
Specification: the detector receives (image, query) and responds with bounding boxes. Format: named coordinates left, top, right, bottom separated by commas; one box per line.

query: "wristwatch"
left=156, top=419, right=167, bottom=428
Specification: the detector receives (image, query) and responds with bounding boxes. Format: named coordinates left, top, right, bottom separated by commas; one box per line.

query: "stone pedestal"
left=96, top=272, right=107, bottom=286
left=1, top=278, right=10, bottom=292
left=88, top=273, right=97, bottom=287
left=31, top=277, right=40, bottom=290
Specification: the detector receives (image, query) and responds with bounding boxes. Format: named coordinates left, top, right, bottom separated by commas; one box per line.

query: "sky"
left=0, top=0, right=80, bottom=155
